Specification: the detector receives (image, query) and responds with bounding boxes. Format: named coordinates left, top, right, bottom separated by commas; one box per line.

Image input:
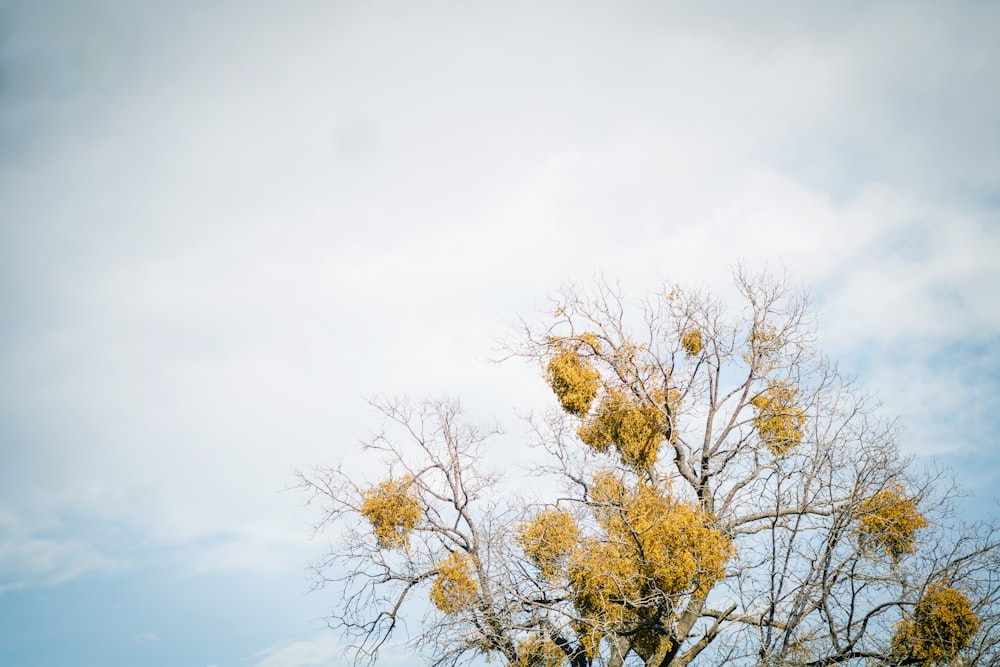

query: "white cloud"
left=249, top=635, right=344, bottom=667
left=0, top=0, right=997, bottom=605
left=249, top=634, right=417, bottom=667
left=0, top=533, right=119, bottom=595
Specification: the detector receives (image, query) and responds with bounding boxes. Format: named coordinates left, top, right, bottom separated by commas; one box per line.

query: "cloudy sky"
left=1, top=1, right=998, bottom=665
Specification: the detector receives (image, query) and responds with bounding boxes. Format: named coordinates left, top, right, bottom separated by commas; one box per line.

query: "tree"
left=299, top=271, right=1000, bottom=667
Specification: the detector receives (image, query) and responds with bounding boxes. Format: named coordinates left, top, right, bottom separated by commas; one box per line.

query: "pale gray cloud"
left=250, top=635, right=345, bottom=667
left=0, top=0, right=997, bottom=593
left=0, top=508, right=120, bottom=594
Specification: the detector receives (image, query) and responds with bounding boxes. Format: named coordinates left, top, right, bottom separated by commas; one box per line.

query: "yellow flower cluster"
left=512, top=633, right=565, bottom=667
left=749, top=380, right=805, bottom=456
left=567, top=472, right=732, bottom=628
left=517, top=508, right=580, bottom=580
left=681, top=329, right=702, bottom=357
left=359, top=476, right=421, bottom=550
left=857, top=485, right=927, bottom=560
left=891, top=582, right=980, bottom=665
left=429, top=551, right=479, bottom=615
left=578, top=390, right=667, bottom=472
left=546, top=341, right=601, bottom=417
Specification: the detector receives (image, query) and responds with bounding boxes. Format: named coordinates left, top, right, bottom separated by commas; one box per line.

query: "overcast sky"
left=1, top=2, right=999, bottom=666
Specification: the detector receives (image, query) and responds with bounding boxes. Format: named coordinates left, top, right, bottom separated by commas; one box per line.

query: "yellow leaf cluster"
left=512, top=633, right=565, bottom=667
left=749, top=380, right=805, bottom=456
left=429, top=551, right=479, bottom=615
left=681, top=329, right=702, bottom=357
left=567, top=539, right=638, bottom=627
left=359, top=476, right=421, bottom=550
left=632, top=628, right=673, bottom=662
left=858, top=485, right=927, bottom=560
left=595, top=474, right=731, bottom=597
left=891, top=583, right=981, bottom=666
left=517, top=508, right=580, bottom=580
left=572, top=621, right=602, bottom=659
left=568, top=472, right=732, bottom=627
left=546, top=341, right=601, bottom=417
left=746, top=323, right=781, bottom=373
left=577, top=332, right=601, bottom=351
left=578, top=390, right=667, bottom=472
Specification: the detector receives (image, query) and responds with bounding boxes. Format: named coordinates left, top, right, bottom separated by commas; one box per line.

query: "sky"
left=1, top=1, right=999, bottom=665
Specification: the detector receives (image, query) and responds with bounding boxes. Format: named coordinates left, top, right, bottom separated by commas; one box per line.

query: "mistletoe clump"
left=749, top=380, right=805, bottom=456
left=681, top=329, right=702, bottom=356
left=517, top=508, right=580, bottom=580
left=567, top=472, right=732, bottom=632
left=512, top=633, right=566, bottom=667
left=359, top=476, right=421, bottom=550
left=578, top=390, right=667, bottom=472
left=429, top=551, right=479, bottom=614
left=546, top=335, right=602, bottom=417
left=858, top=484, right=928, bottom=560
left=891, top=582, right=980, bottom=665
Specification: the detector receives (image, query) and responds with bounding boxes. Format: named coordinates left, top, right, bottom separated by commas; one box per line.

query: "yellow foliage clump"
left=746, top=323, right=781, bottom=373
left=597, top=474, right=731, bottom=597
left=577, top=332, right=601, bottom=351
left=632, top=628, right=673, bottom=663
left=681, top=329, right=702, bottom=357
left=546, top=338, right=602, bottom=417
left=359, top=476, right=421, bottom=550
left=891, top=582, right=981, bottom=666
left=749, top=380, right=805, bottom=456
left=569, top=472, right=732, bottom=626
left=512, top=633, right=566, bottom=667
left=578, top=390, right=667, bottom=472
left=567, top=538, right=639, bottom=627
left=573, top=622, right=602, bottom=660
left=517, top=508, right=580, bottom=580
left=429, top=551, right=479, bottom=614
left=858, top=484, right=927, bottom=560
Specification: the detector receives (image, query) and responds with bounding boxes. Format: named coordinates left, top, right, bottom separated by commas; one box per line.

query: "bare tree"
left=298, top=270, right=1000, bottom=667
